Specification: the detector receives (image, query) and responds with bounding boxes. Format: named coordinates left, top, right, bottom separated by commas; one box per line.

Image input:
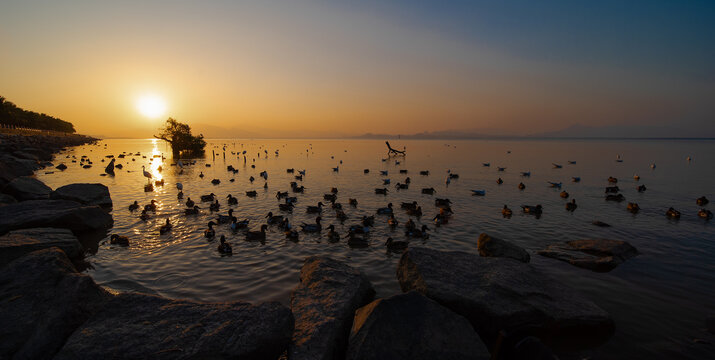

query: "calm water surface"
left=37, top=138, right=714, bottom=359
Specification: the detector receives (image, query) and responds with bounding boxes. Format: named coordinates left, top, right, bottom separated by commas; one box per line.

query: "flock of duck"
left=96, top=145, right=711, bottom=255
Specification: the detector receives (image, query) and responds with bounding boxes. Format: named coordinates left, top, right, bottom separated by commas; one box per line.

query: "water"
left=37, top=138, right=714, bottom=358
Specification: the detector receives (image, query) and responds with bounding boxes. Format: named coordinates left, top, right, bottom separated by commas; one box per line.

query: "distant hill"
left=0, top=96, right=75, bottom=133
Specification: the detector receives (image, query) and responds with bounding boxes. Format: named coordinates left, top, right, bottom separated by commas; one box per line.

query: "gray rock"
left=347, top=291, right=490, bottom=360
left=0, top=248, right=110, bottom=359
left=51, top=183, right=113, bottom=208
left=12, top=151, right=39, bottom=162
left=0, top=155, right=35, bottom=186
left=0, top=193, right=16, bottom=206
left=477, top=233, right=530, bottom=263
left=0, top=199, right=113, bottom=235
left=55, top=293, right=294, bottom=360
left=397, top=247, right=614, bottom=352
left=1, top=176, right=52, bottom=200
left=290, top=256, right=375, bottom=360
left=537, top=239, right=638, bottom=272
left=0, top=228, right=83, bottom=267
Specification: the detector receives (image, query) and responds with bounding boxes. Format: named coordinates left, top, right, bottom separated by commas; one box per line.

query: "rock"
left=707, top=316, right=715, bottom=335
left=0, top=248, right=110, bottom=359
left=0, top=156, right=36, bottom=187
left=477, top=233, right=530, bottom=263
left=55, top=293, right=294, bottom=360
left=0, top=228, right=83, bottom=267
left=51, top=183, right=113, bottom=208
left=12, top=151, right=40, bottom=162
left=397, top=247, right=614, bottom=352
left=0, top=200, right=113, bottom=235
left=290, top=256, right=375, bottom=360
left=1, top=176, right=52, bottom=200
left=537, top=239, right=638, bottom=272
left=0, top=193, right=16, bottom=206
left=347, top=291, right=490, bottom=360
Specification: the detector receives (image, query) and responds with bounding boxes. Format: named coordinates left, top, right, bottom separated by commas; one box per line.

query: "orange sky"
left=2, top=1, right=713, bottom=138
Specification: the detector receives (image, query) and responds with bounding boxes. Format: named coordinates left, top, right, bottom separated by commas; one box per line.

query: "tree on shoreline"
left=0, top=96, right=76, bottom=133
left=154, top=118, right=206, bottom=156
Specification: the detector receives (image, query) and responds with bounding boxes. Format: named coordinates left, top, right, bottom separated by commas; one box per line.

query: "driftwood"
left=386, top=141, right=406, bottom=156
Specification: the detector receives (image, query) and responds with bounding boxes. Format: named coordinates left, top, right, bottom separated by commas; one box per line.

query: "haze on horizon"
left=1, top=0, right=713, bottom=138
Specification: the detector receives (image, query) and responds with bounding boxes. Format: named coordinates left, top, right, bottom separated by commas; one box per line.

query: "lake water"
left=37, top=138, right=714, bottom=359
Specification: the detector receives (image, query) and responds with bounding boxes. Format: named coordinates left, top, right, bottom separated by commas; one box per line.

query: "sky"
left=1, top=0, right=714, bottom=138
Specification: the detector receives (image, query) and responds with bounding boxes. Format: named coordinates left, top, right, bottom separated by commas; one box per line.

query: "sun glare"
left=136, top=94, right=167, bottom=119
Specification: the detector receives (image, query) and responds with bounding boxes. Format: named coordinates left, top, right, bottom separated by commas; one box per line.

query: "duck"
left=605, top=186, right=620, bottom=193
left=185, top=197, right=195, bottom=208
left=406, top=225, right=430, bottom=238
left=307, top=202, right=324, bottom=214
left=405, top=219, right=416, bottom=231
left=330, top=187, right=339, bottom=194
left=110, top=234, right=130, bottom=246
left=401, top=201, right=418, bottom=210
left=199, top=172, right=204, bottom=178
left=331, top=202, right=343, bottom=210
left=246, top=190, right=258, bottom=197
left=520, top=171, right=531, bottom=177
left=548, top=181, right=562, bottom=188
left=217, top=235, right=232, bottom=254
left=159, top=218, right=172, bottom=234
left=496, top=178, right=504, bottom=185
left=696, top=196, right=709, bottom=206
left=380, top=170, right=388, bottom=176
left=572, top=177, right=581, bottom=182
left=435, top=198, right=451, bottom=207
left=592, top=220, right=610, bottom=227
left=349, top=198, right=358, bottom=207
left=200, top=193, right=215, bottom=202
left=627, top=202, right=640, bottom=214
left=211, top=178, right=221, bottom=185
left=560, top=191, right=569, bottom=199
left=483, top=163, right=490, bottom=167
left=404, top=177, right=411, bottom=184
left=388, top=214, right=399, bottom=227
left=384, top=179, right=392, bottom=185
left=521, top=204, right=543, bottom=215
left=323, top=193, right=337, bottom=202
left=285, top=196, right=298, bottom=204
left=377, top=203, right=394, bottom=215
left=265, top=211, right=284, bottom=225
left=502, top=205, right=513, bottom=217
left=335, top=209, right=348, bottom=222
left=364, top=169, right=370, bottom=174
left=246, top=225, right=268, bottom=241
left=395, top=182, right=409, bottom=189
left=698, top=209, right=713, bottom=220
left=279, top=203, right=295, bottom=212
left=637, top=185, right=647, bottom=192
left=552, top=163, right=562, bottom=169
left=128, top=201, right=139, bottom=211
left=385, top=237, right=408, bottom=252
left=346, top=232, right=369, bottom=248
left=184, top=205, right=200, bottom=215
left=471, top=190, right=486, bottom=196
left=227, top=194, right=238, bottom=205
left=326, top=225, right=340, bottom=242
left=568, top=160, right=576, bottom=164
left=421, top=187, right=436, bottom=195
left=301, top=216, right=322, bottom=233
left=144, top=200, right=158, bottom=212
left=276, top=191, right=288, bottom=199
left=285, top=228, right=300, bottom=241
left=433, top=210, right=450, bottom=226
left=419, top=170, right=430, bottom=176
left=209, top=200, right=221, bottom=211
left=177, top=191, right=184, bottom=199
left=249, top=176, right=255, bottom=183
left=518, top=182, right=526, bottom=190
left=606, top=194, right=625, bottom=202
left=666, top=207, right=681, bottom=219
left=406, top=206, right=422, bottom=217
left=565, top=199, right=577, bottom=211
left=375, top=188, right=389, bottom=195
left=204, top=221, right=217, bottom=238
left=497, top=167, right=506, bottom=172
left=360, top=216, right=374, bottom=227
left=217, top=209, right=235, bottom=224
left=231, top=218, right=250, bottom=231
left=608, top=177, right=618, bottom=183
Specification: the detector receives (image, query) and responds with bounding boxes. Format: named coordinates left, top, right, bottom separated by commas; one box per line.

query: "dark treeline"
left=0, top=96, right=75, bottom=133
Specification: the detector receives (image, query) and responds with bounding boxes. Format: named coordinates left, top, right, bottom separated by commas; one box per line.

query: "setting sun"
left=136, top=94, right=167, bottom=119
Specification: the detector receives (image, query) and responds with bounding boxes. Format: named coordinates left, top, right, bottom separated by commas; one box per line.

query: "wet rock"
left=477, top=233, right=530, bottom=263
left=0, top=227, right=82, bottom=267
left=51, top=183, right=113, bottom=208
left=0, top=248, right=110, bottom=359
left=0, top=199, right=113, bottom=235
left=1, top=176, right=52, bottom=200
left=290, top=256, right=375, bottom=360
left=55, top=293, right=294, bottom=360
left=537, top=239, right=638, bottom=272
left=397, top=247, right=614, bottom=352
left=347, top=291, right=489, bottom=360
left=0, top=193, right=16, bottom=206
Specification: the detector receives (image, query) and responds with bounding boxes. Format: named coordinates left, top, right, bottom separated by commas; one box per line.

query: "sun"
left=136, top=94, right=167, bottom=118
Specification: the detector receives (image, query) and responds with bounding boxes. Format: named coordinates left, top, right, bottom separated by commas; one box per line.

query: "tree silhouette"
left=0, top=96, right=75, bottom=132
left=154, top=118, right=206, bottom=156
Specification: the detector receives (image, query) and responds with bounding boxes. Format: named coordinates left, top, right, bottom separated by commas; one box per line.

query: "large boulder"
left=0, top=248, right=111, bottom=359
left=0, top=228, right=83, bottom=267
left=537, top=239, right=638, bottom=272
left=347, top=291, right=490, bottom=360
left=0, top=155, right=36, bottom=186
left=397, top=247, right=614, bottom=352
left=1, top=176, right=52, bottom=200
left=290, top=256, right=375, bottom=360
left=477, top=233, right=530, bottom=263
left=55, top=293, right=294, bottom=360
left=51, top=183, right=113, bottom=208
left=12, top=151, right=40, bottom=162
left=0, top=200, right=113, bottom=235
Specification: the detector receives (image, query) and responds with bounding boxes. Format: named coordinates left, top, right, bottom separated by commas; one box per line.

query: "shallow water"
left=37, top=138, right=714, bottom=358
